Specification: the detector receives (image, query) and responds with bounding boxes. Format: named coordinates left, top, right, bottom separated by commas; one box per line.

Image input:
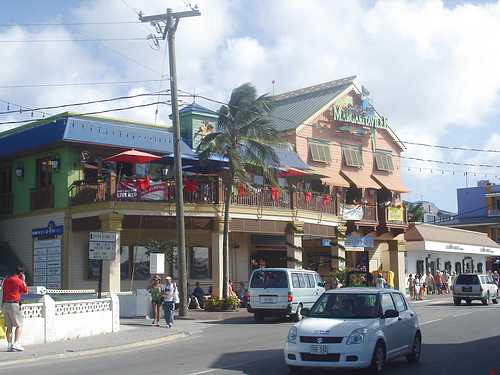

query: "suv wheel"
left=482, top=292, right=490, bottom=306
left=367, top=341, right=386, bottom=375
left=406, top=332, right=422, bottom=363
left=292, top=304, right=303, bottom=322
left=254, top=313, right=265, bottom=323
left=453, top=298, right=461, bottom=306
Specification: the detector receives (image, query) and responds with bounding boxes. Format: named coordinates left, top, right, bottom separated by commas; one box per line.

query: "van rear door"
left=249, top=270, right=290, bottom=310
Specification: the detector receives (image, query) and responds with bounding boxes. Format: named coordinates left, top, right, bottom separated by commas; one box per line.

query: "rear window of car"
left=250, top=270, right=288, bottom=289
left=456, top=274, right=479, bottom=285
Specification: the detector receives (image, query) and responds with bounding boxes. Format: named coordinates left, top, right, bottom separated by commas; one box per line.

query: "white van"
left=247, top=268, right=326, bottom=322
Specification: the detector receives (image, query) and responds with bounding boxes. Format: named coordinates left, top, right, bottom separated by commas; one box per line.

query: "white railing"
left=488, top=209, right=500, bottom=216
left=22, top=303, right=44, bottom=319
left=54, top=299, right=112, bottom=316
left=8, top=294, right=120, bottom=346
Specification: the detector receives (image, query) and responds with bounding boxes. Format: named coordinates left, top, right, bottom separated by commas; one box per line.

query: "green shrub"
left=223, top=295, right=240, bottom=311
left=205, top=297, right=222, bottom=311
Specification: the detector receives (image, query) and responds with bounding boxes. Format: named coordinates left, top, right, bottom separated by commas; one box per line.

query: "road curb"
left=0, top=331, right=190, bottom=368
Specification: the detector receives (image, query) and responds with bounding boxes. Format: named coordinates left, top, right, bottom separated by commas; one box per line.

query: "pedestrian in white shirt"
left=162, top=276, right=176, bottom=328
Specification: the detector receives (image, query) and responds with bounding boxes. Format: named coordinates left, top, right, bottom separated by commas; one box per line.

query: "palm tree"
left=197, top=83, right=281, bottom=299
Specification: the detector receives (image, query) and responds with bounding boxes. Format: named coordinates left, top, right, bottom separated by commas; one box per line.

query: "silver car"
left=453, top=273, right=498, bottom=306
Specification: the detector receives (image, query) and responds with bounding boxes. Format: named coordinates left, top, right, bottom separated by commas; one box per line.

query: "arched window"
left=455, top=262, right=462, bottom=274
left=477, top=263, right=483, bottom=273
left=445, top=261, right=452, bottom=273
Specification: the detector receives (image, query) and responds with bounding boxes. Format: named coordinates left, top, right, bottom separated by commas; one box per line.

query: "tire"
left=482, top=292, right=490, bottom=306
left=288, top=365, right=303, bottom=374
left=493, top=298, right=498, bottom=304
left=453, top=298, right=461, bottom=306
left=367, top=341, right=386, bottom=375
left=292, top=304, right=303, bottom=322
left=466, top=299, right=472, bottom=306
left=406, top=332, right=422, bottom=364
left=254, top=313, right=264, bottom=323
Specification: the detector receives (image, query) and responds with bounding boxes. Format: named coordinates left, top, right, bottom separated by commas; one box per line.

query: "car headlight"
left=287, top=326, right=298, bottom=344
left=346, top=328, right=369, bottom=345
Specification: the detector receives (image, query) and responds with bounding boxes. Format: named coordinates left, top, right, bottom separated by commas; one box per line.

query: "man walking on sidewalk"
left=2, top=266, right=28, bottom=352
left=162, top=276, right=175, bottom=328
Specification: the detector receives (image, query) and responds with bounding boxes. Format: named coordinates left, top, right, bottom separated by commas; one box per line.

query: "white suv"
left=284, top=288, right=421, bottom=374
left=453, top=273, right=498, bottom=306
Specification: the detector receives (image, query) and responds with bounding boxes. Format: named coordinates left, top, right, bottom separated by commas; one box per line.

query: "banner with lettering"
left=139, top=181, right=166, bottom=201
left=341, top=205, right=364, bottom=221
left=387, top=207, right=404, bottom=222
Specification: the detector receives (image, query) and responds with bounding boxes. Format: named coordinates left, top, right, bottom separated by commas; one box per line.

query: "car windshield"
left=250, top=270, right=288, bottom=289
left=456, top=274, right=479, bottom=285
left=308, top=293, right=379, bottom=319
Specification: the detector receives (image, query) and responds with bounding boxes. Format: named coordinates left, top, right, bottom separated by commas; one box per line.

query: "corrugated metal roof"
left=0, top=114, right=195, bottom=158
left=269, top=76, right=356, bottom=132
left=273, top=146, right=309, bottom=170
left=179, top=103, right=218, bottom=118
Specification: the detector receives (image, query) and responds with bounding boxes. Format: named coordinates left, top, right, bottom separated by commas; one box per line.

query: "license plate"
left=462, top=286, right=472, bottom=292
left=310, top=344, right=328, bottom=355
left=261, top=297, right=276, bottom=304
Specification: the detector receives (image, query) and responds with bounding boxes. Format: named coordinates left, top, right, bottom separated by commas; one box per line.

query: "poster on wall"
left=33, top=238, right=62, bottom=289
left=190, top=247, right=210, bottom=279
left=117, top=181, right=138, bottom=199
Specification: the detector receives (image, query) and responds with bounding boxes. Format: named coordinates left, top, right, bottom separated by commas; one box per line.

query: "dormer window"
left=374, top=150, right=394, bottom=172
left=308, top=139, right=331, bottom=163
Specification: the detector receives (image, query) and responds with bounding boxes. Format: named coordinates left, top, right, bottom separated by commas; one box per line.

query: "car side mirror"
left=383, top=309, right=399, bottom=319
left=301, top=308, right=310, bottom=317
left=317, top=282, right=326, bottom=288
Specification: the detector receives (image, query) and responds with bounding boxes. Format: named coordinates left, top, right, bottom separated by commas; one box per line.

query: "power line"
left=0, top=91, right=173, bottom=115
left=0, top=78, right=168, bottom=89
left=0, top=101, right=169, bottom=126
left=0, top=21, right=141, bottom=27
left=402, top=140, right=500, bottom=154
left=0, top=37, right=148, bottom=43
left=0, top=98, right=50, bottom=118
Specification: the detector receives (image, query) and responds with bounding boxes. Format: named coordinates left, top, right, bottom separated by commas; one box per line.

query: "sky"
left=1, top=0, right=500, bottom=212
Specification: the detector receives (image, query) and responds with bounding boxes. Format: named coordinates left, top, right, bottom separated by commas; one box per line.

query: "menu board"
left=33, top=239, right=62, bottom=289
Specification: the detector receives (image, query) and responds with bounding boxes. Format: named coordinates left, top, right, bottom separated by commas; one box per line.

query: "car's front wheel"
left=367, top=341, right=386, bottom=374
left=406, top=332, right=422, bottom=363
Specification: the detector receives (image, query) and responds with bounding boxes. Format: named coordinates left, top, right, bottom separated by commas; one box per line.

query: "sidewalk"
left=0, top=310, right=252, bottom=367
left=408, top=292, right=452, bottom=304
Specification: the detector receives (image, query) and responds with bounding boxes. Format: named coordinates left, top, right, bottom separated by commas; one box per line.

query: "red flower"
left=322, top=194, right=332, bottom=207
left=183, top=179, right=198, bottom=193
left=238, top=184, right=247, bottom=197
left=304, top=191, right=312, bottom=204
left=271, top=186, right=280, bottom=201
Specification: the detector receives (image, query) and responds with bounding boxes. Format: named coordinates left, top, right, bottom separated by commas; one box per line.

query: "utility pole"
left=140, top=6, right=201, bottom=317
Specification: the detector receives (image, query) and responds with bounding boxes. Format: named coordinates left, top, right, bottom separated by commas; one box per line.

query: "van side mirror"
left=383, top=309, right=399, bottom=319
left=301, top=308, right=310, bottom=317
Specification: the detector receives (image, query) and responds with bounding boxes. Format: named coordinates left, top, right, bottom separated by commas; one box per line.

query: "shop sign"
left=345, top=235, right=374, bottom=249
left=445, top=244, right=464, bottom=251
left=89, top=232, right=118, bottom=260
left=332, top=105, right=388, bottom=128
left=320, top=239, right=332, bottom=247
left=480, top=247, right=494, bottom=254
left=341, top=205, right=364, bottom=221
left=387, top=207, right=405, bottom=222
left=32, top=221, right=64, bottom=238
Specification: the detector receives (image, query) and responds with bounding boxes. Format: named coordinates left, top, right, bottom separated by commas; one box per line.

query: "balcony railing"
left=70, top=179, right=339, bottom=217
left=488, top=209, right=500, bottom=217
left=0, top=193, right=13, bottom=215
left=31, top=186, right=54, bottom=210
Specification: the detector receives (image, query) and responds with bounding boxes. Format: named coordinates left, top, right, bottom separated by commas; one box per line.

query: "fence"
left=5, top=294, right=120, bottom=346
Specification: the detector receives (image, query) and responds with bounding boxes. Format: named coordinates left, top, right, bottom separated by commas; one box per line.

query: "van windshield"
left=250, top=270, right=288, bottom=289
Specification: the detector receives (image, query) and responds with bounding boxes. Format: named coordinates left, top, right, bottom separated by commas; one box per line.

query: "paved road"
left=3, top=297, right=500, bottom=375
